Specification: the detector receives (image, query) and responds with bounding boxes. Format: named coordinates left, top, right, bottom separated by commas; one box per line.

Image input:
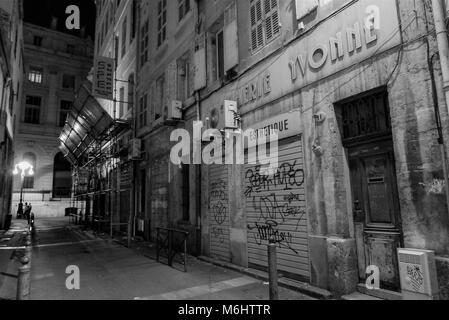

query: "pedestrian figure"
left=25, top=203, right=31, bottom=224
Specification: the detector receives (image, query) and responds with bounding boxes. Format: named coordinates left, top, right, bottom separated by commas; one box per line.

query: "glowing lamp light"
left=13, top=161, right=34, bottom=178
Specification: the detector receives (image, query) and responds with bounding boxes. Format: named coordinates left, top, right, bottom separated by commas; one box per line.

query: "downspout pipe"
left=432, top=0, right=449, bottom=113
left=431, top=0, right=449, bottom=220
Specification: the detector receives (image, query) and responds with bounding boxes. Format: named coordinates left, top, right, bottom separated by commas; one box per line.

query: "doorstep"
left=356, top=283, right=402, bottom=300
left=197, top=256, right=333, bottom=300
left=341, top=292, right=383, bottom=300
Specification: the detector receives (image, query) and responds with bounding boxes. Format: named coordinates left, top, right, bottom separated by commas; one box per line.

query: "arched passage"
left=53, top=152, right=72, bottom=198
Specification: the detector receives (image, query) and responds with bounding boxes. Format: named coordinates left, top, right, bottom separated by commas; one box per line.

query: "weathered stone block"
left=327, top=237, right=358, bottom=297
left=436, top=257, right=449, bottom=300
left=309, top=235, right=328, bottom=289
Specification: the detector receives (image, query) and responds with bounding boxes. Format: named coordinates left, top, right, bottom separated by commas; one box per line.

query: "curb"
left=197, top=256, right=333, bottom=300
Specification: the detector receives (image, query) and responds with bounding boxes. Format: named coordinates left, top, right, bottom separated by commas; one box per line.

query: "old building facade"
left=77, top=0, right=449, bottom=299
left=134, top=0, right=449, bottom=298
left=13, top=22, right=93, bottom=218
left=0, top=0, right=24, bottom=229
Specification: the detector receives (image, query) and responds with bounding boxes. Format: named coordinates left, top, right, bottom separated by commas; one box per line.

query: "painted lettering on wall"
left=289, top=10, right=379, bottom=82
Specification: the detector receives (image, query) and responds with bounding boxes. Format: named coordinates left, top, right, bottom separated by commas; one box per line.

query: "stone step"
left=342, top=292, right=383, bottom=300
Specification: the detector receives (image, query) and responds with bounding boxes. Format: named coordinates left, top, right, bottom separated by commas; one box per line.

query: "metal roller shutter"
left=208, top=164, right=231, bottom=262
left=244, top=135, right=310, bottom=280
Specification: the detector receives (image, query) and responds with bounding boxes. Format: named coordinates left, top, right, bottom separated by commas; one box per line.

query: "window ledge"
left=174, top=10, right=193, bottom=36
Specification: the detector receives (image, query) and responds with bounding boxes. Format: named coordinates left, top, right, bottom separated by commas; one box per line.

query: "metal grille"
left=339, top=90, right=391, bottom=142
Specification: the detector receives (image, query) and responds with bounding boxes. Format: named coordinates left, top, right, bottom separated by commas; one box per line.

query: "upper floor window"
left=156, top=75, right=165, bottom=120
left=140, top=20, right=149, bottom=65
left=22, top=153, right=37, bottom=189
left=59, top=100, right=73, bottom=127
left=28, top=67, right=43, bottom=84
left=121, top=17, right=128, bottom=59
left=24, top=96, right=42, bottom=124
left=215, top=30, right=225, bottom=80
left=62, top=74, right=76, bottom=90
left=33, top=36, right=43, bottom=47
left=250, top=0, right=280, bottom=53
left=139, top=93, right=148, bottom=128
left=157, top=0, right=167, bottom=47
left=178, top=0, right=190, bottom=22
left=119, top=87, right=125, bottom=118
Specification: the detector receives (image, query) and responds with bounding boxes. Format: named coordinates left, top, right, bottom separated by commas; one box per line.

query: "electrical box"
left=207, top=100, right=238, bottom=130
left=129, top=139, right=141, bottom=160
left=164, top=100, right=182, bottom=121
left=398, top=249, right=440, bottom=300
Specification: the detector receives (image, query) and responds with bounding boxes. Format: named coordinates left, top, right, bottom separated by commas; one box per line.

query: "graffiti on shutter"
left=245, top=137, right=310, bottom=279
left=209, top=164, right=231, bottom=262
left=151, top=159, right=169, bottom=234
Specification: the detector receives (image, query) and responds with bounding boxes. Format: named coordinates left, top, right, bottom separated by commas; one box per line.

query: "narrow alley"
left=1, top=218, right=314, bottom=301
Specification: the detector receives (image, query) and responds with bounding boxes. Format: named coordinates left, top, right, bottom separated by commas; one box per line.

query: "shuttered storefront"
left=208, top=164, right=231, bottom=262
left=245, top=135, right=310, bottom=280
left=150, top=159, right=169, bottom=238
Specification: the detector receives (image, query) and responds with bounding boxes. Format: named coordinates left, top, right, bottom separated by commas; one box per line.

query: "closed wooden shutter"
left=224, top=1, right=239, bottom=72
left=250, top=0, right=264, bottom=52
left=208, top=164, right=231, bottom=262
left=245, top=136, right=310, bottom=280
left=264, top=0, right=280, bottom=42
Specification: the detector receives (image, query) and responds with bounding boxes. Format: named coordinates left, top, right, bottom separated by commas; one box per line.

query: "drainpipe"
left=194, top=0, right=202, bottom=256
left=431, top=0, right=449, bottom=219
left=432, top=0, right=449, bottom=113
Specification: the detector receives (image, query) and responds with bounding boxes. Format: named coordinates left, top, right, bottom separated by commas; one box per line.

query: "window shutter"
left=250, top=0, right=264, bottom=52
left=224, top=1, right=239, bottom=72
left=193, top=34, right=207, bottom=91
left=295, top=0, right=318, bottom=20
left=264, top=0, right=279, bottom=42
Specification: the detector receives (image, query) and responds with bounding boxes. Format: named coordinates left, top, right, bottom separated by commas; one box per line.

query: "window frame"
left=24, top=95, right=42, bottom=125
left=178, top=0, right=191, bottom=22
left=157, top=0, right=168, bottom=47
left=28, top=66, right=43, bottom=84
left=62, top=74, right=76, bottom=90
left=249, top=0, right=281, bottom=54
left=59, top=100, right=73, bottom=127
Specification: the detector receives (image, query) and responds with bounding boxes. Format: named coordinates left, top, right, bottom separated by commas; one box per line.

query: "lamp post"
left=13, top=162, right=34, bottom=219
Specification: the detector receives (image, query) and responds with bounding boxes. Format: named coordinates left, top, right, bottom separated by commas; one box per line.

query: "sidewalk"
left=27, top=219, right=314, bottom=300
left=0, top=219, right=30, bottom=300
left=70, top=224, right=329, bottom=300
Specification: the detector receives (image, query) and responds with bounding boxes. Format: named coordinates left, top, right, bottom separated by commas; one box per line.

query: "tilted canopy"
left=58, top=81, right=117, bottom=167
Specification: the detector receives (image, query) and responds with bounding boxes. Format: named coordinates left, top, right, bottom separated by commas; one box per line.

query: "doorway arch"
left=53, top=152, right=72, bottom=198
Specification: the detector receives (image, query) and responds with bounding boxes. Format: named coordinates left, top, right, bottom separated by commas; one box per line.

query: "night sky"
left=24, top=0, right=96, bottom=39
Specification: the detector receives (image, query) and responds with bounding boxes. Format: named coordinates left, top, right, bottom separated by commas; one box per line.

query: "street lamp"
left=13, top=161, right=34, bottom=219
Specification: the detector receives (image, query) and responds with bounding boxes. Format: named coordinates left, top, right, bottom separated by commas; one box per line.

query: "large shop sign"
left=214, top=0, right=400, bottom=112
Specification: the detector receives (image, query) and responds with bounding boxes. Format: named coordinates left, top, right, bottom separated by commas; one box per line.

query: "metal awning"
left=58, top=81, right=126, bottom=167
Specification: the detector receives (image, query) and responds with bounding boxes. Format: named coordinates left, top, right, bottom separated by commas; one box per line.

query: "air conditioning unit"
left=128, top=138, right=141, bottom=160
left=164, top=100, right=182, bottom=121
left=398, top=249, right=439, bottom=300
left=206, top=100, right=238, bottom=131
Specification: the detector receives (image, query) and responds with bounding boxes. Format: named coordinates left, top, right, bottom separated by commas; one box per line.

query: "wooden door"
left=349, top=140, right=403, bottom=291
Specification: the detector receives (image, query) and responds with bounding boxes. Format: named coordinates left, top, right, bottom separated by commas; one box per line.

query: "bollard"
left=17, top=265, right=31, bottom=300
left=268, top=237, right=279, bottom=300
left=127, top=222, right=131, bottom=248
